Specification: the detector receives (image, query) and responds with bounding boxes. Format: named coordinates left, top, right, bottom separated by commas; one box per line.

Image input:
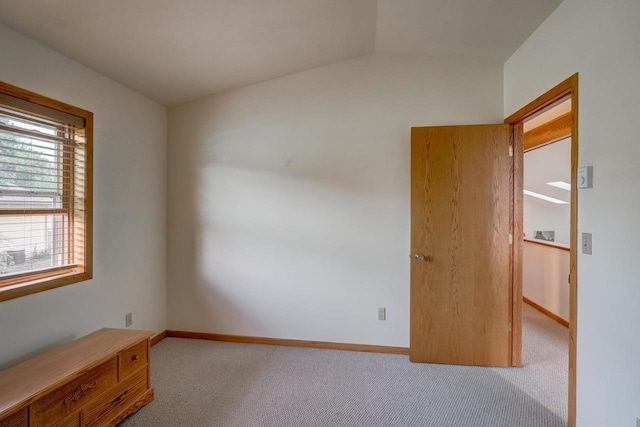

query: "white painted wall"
left=0, top=24, right=167, bottom=369
left=524, top=138, right=571, bottom=245
left=523, top=242, right=569, bottom=321
left=167, top=54, right=503, bottom=347
left=504, top=0, right=640, bottom=425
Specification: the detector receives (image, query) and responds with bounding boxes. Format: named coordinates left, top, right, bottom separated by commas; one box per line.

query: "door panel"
left=410, top=124, right=512, bottom=367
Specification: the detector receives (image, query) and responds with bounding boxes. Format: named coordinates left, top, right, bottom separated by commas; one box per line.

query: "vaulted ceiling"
left=0, top=0, right=562, bottom=106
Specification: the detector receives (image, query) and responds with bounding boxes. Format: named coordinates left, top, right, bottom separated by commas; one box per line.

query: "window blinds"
left=0, top=95, right=87, bottom=280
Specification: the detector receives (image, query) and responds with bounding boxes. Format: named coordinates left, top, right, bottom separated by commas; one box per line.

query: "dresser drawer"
left=82, top=368, right=147, bottom=427
left=0, top=407, right=27, bottom=427
left=118, top=341, right=147, bottom=380
left=31, top=358, right=117, bottom=426
left=50, top=412, right=79, bottom=427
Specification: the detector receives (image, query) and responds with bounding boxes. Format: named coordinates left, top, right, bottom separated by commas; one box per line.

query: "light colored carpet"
left=121, top=305, right=567, bottom=426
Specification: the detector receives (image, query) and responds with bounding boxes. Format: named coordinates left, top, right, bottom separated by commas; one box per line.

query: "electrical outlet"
left=378, top=307, right=386, bottom=321
left=125, top=312, right=133, bottom=328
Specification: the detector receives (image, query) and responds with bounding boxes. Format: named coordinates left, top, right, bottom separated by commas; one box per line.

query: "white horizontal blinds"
left=0, top=96, right=86, bottom=278
left=72, top=127, right=87, bottom=272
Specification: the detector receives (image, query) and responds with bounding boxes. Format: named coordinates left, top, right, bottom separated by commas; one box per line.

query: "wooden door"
left=410, top=124, right=513, bottom=367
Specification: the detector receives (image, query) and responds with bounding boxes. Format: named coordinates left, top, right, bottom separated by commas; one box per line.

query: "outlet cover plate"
left=378, top=307, right=386, bottom=321
left=125, top=312, right=133, bottom=328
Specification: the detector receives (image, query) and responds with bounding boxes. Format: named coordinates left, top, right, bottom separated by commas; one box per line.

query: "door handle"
left=414, top=253, right=425, bottom=261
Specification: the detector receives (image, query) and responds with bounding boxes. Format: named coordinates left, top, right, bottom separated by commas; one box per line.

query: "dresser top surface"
left=0, top=328, right=152, bottom=418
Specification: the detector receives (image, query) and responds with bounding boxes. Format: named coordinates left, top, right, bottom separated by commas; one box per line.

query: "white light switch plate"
left=582, top=233, right=592, bottom=255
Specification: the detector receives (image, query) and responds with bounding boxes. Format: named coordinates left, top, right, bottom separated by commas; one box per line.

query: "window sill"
left=0, top=271, right=92, bottom=303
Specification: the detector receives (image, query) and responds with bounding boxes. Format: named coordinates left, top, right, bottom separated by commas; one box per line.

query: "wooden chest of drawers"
left=0, top=329, right=154, bottom=427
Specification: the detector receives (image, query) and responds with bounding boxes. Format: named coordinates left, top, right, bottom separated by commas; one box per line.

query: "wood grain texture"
left=512, top=122, right=524, bottom=367
left=0, top=272, right=93, bottom=303
left=0, top=329, right=152, bottom=419
left=524, top=238, right=570, bottom=252
left=31, top=359, right=117, bottom=426
left=410, top=124, right=512, bottom=367
left=50, top=411, right=79, bottom=427
left=505, top=73, right=578, bottom=427
left=524, top=297, right=569, bottom=328
left=105, top=388, right=154, bottom=427
left=0, top=267, right=77, bottom=288
left=166, top=331, right=409, bottom=355
left=118, top=341, right=148, bottom=381
left=524, top=112, right=571, bottom=151
left=0, top=407, right=27, bottom=427
left=150, top=331, right=167, bottom=347
left=82, top=369, right=147, bottom=427
left=146, top=339, right=152, bottom=391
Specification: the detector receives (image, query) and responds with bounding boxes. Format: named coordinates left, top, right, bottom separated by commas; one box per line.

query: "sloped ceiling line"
left=0, top=0, right=562, bottom=106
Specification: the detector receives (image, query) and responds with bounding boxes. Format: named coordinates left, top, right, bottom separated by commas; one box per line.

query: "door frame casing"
left=504, top=73, right=578, bottom=427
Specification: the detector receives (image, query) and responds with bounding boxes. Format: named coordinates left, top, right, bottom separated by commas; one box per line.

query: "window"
left=0, top=82, right=92, bottom=301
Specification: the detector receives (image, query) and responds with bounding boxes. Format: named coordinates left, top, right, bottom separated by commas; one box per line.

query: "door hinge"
left=508, top=322, right=512, bottom=332
left=509, top=146, right=513, bottom=157
left=509, top=234, right=513, bottom=245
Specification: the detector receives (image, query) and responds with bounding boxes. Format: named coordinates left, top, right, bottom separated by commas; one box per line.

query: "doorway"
left=505, top=74, right=578, bottom=427
left=522, top=98, right=571, bottom=325
left=408, top=73, right=578, bottom=426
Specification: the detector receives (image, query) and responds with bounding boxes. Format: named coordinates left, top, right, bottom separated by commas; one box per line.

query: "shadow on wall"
left=189, top=165, right=409, bottom=339
left=167, top=55, right=503, bottom=342
left=197, top=124, right=408, bottom=199
left=177, top=86, right=413, bottom=338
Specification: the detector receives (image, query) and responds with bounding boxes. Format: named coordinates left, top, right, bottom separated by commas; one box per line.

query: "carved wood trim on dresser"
left=0, top=329, right=154, bottom=427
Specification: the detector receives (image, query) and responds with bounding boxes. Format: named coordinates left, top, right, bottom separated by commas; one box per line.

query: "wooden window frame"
left=0, top=82, right=93, bottom=302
